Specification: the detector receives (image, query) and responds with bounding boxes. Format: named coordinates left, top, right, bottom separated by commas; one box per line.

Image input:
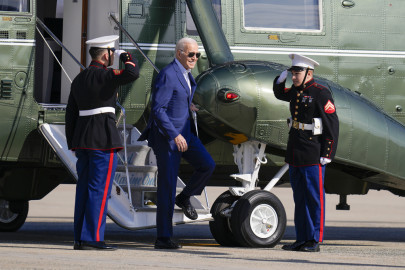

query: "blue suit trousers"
left=152, top=130, right=215, bottom=239
left=74, top=149, right=117, bottom=242
left=289, top=164, right=325, bottom=243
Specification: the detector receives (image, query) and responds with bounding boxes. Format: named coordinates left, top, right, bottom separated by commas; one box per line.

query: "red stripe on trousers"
left=96, top=150, right=114, bottom=241
left=318, top=164, right=324, bottom=242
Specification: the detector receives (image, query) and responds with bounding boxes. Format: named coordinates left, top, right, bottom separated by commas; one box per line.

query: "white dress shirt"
left=175, top=59, right=191, bottom=93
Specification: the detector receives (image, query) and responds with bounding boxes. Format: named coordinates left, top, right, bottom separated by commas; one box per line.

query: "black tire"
left=0, top=200, right=29, bottom=232
left=209, top=191, right=240, bottom=246
left=230, top=190, right=286, bottom=248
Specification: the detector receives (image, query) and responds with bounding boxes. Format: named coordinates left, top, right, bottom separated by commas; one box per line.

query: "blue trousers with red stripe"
left=74, top=149, right=117, bottom=242
left=289, top=164, right=325, bottom=243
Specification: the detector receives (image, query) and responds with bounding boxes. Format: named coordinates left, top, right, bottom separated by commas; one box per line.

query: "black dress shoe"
left=80, top=241, right=117, bottom=251
left=175, top=195, right=198, bottom=220
left=300, top=240, right=320, bottom=252
left=154, top=238, right=182, bottom=249
left=73, top=241, right=82, bottom=250
left=282, top=241, right=305, bottom=251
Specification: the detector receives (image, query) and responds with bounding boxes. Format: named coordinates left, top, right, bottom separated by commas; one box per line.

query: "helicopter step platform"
left=39, top=123, right=211, bottom=231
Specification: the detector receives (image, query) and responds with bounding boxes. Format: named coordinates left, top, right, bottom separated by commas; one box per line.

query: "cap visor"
left=288, top=66, right=306, bottom=72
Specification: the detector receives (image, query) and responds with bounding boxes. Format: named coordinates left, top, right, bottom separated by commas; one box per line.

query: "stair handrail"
left=109, top=13, right=159, bottom=73
left=36, top=18, right=85, bottom=70
left=115, top=102, right=134, bottom=210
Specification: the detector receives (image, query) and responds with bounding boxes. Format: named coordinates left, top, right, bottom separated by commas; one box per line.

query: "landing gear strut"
left=336, top=194, right=350, bottom=210
left=209, top=141, right=287, bottom=247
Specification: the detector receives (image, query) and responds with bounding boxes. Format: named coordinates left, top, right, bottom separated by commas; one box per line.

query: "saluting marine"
left=273, top=54, right=339, bottom=252
left=65, top=35, right=139, bottom=250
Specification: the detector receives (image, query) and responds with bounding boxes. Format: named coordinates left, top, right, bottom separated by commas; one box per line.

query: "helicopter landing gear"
left=209, top=191, right=240, bottom=246
left=209, top=141, right=288, bottom=247
left=0, top=199, right=29, bottom=232
left=230, top=190, right=286, bottom=247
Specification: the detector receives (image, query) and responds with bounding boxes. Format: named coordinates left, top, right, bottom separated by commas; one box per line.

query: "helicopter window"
left=186, top=0, right=222, bottom=36
left=0, top=0, right=29, bottom=12
left=243, top=0, right=321, bottom=32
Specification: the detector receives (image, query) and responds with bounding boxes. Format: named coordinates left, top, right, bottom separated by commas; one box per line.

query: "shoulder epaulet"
left=284, top=87, right=291, bottom=93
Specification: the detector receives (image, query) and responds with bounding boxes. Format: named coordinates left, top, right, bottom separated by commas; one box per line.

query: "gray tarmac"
left=1, top=185, right=405, bottom=270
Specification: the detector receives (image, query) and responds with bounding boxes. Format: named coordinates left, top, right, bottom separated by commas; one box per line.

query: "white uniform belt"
left=79, top=107, right=115, bottom=116
left=291, top=120, right=313, bottom=131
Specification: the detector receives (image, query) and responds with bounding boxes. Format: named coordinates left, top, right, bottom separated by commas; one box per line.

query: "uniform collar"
left=89, top=60, right=107, bottom=69
left=303, top=78, right=315, bottom=89
left=296, top=78, right=315, bottom=91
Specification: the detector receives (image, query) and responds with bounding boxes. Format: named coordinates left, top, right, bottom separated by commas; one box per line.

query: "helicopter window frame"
left=241, top=0, right=323, bottom=33
left=186, top=0, right=222, bottom=36
left=0, top=0, right=31, bottom=15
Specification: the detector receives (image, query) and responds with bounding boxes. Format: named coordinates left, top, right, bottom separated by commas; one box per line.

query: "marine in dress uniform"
left=273, top=54, right=339, bottom=252
left=138, top=37, right=215, bottom=249
left=65, top=35, right=139, bottom=250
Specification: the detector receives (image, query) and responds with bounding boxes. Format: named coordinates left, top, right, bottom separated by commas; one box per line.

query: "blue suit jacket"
left=139, top=60, right=197, bottom=148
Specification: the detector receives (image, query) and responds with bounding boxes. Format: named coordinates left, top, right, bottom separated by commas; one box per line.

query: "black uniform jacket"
left=273, top=77, right=339, bottom=166
left=65, top=59, right=139, bottom=150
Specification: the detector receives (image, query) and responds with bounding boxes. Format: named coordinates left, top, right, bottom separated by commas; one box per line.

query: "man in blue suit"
left=139, top=37, right=215, bottom=249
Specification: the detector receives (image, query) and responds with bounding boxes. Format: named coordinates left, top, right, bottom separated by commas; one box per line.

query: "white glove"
left=114, top=49, right=126, bottom=57
left=320, top=157, right=331, bottom=165
left=276, top=70, right=288, bottom=84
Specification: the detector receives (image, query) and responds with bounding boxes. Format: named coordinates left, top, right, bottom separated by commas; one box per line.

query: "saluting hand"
left=276, top=70, right=288, bottom=84
left=114, top=50, right=126, bottom=58
left=174, top=134, right=188, bottom=152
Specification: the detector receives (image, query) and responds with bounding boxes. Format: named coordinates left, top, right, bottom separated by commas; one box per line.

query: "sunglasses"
left=180, top=50, right=201, bottom=58
left=109, top=48, right=116, bottom=53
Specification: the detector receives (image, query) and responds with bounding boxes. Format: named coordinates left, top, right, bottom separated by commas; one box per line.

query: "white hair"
left=175, top=37, right=198, bottom=52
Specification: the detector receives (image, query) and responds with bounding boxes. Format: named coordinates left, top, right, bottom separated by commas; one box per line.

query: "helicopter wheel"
left=209, top=191, right=240, bottom=246
left=0, top=200, right=29, bottom=232
left=230, top=190, right=286, bottom=247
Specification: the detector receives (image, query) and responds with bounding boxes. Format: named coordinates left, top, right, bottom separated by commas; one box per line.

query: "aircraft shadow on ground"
left=0, top=222, right=404, bottom=247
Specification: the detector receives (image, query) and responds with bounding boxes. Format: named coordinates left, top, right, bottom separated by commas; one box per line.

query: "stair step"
left=118, top=124, right=147, bottom=146
left=124, top=144, right=150, bottom=152
left=117, top=144, right=156, bottom=166
left=124, top=186, right=157, bottom=191
left=119, top=186, right=184, bottom=192
left=135, top=208, right=210, bottom=214
left=116, top=165, right=157, bottom=173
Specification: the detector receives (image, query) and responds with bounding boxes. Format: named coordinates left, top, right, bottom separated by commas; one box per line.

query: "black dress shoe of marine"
left=80, top=241, right=117, bottom=251
left=154, top=238, right=182, bottom=249
left=300, top=240, right=320, bottom=252
left=73, top=241, right=82, bottom=250
left=175, top=195, right=198, bottom=220
left=282, top=241, right=305, bottom=251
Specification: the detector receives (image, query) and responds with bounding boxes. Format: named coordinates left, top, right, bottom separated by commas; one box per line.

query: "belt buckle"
left=292, top=121, right=299, bottom=129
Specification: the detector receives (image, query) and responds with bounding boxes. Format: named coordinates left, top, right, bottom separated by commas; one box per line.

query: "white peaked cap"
left=86, top=35, right=119, bottom=49
left=289, top=54, right=319, bottom=70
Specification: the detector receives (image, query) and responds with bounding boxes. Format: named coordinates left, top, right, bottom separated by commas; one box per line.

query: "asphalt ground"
left=0, top=185, right=405, bottom=269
